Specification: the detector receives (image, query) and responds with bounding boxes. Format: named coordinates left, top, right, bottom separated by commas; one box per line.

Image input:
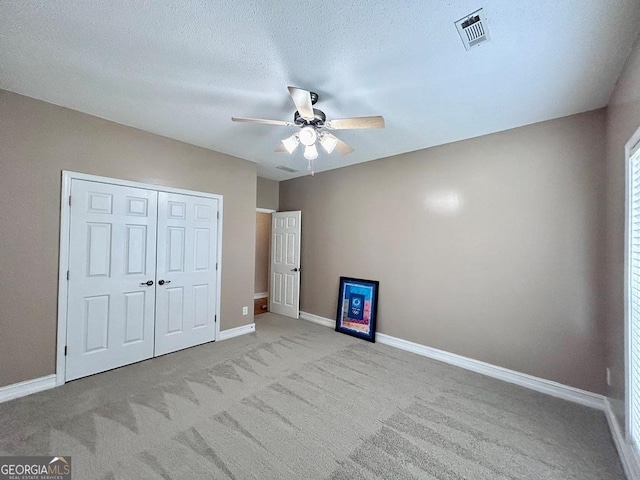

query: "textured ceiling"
left=1, top=1, right=639, bottom=180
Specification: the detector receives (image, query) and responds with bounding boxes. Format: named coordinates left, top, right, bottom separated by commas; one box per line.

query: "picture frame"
left=335, top=277, right=379, bottom=342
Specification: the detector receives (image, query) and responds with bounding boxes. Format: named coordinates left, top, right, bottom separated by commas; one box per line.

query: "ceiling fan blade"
left=325, top=116, right=385, bottom=130
left=275, top=143, right=288, bottom=152
left=335, top=138, right=355, bottom=156
left=287, top=86, right=315, bottom=120
left=324, top=133, right=354, bottom=156
left=231, top=117, right=292, bottom=126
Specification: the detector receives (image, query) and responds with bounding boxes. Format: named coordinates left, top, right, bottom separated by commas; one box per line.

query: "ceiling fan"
left=232, top=86, right=385, bottom=174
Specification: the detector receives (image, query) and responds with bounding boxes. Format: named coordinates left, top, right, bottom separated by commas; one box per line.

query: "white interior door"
left=66, top=180, right=158, bottom=381
left=155, top=192, right=219, bottom=356
left=270, top=211, right=301, bottom=318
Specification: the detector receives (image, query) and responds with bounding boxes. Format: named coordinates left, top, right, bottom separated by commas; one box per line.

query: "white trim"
left=218, top=323, right=256, bottom=341
left=256, top=208, right=276, bottom=213
left=630, top=129, right=640, bottom=158
left=57, top=173, right=72, bottom=386
left=62, top=171, right=225, bottom=198
left=0, top=375, right=57, bottom=404
left=298, top=311, right=605, bottom=410
left=57, top=171, right=224, bottom=385
left=300, top=311, right=336, bottom=328
left=626, top=125, right=640, bottom=444
left=254, top=292, right=269, bottom=299
left=375, top=333, right=605, bottom=410
left=215, top=196, right=224, bottom=344
left=606, top=399, right=640, bottom=480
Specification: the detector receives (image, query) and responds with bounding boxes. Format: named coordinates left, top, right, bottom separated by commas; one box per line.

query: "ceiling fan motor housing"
left=294, top=108, right=326, bottom=126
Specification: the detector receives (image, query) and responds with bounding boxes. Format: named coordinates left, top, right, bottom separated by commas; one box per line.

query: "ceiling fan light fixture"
left=320, top=134, right=338, bottom=154
left=298, top=126, right=318, bottom=146
left=282, top=134, right=299, bottom=154
left=304, top=144, right=318, bottom=161
left=232, top=87, right=384, bottom=175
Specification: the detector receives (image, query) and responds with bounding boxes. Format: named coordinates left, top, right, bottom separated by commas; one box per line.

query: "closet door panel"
left=155, top=192, right=219, bottom=356
left=66, top=180, right=157, bottom=381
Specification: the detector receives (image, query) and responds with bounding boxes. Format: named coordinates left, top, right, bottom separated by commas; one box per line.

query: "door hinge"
left=68, top=195, right=72, bottom=206
left=64, top=346, right=67, bottom=356
left=217, top=211, right=220, bottom=219
left=216, top=262, right=218, bottom=271
left=66, top=270, right=69, bottom=281
left=214, top=315, right=217, bottom=323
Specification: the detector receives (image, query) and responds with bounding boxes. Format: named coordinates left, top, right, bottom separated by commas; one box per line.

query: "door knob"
left=291, top=267, right=300, bottom=272
left=158, top=280, right=171, bottom=285
left=140, top=280, right=154, bottom=286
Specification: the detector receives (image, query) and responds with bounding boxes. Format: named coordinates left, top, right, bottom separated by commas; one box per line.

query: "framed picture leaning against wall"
left=335, top=277, right=379, bottom=342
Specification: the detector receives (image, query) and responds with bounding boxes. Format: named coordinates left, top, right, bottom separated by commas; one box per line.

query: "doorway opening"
left=255, top=208, right=274, bottom=316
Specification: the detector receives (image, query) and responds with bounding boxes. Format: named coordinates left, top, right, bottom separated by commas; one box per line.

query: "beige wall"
left=0, top=90, right=257, bottom=388
left=254, top=212, right=271, bottom=294
left=281, top=109, right=607, bottom=394
left=257, top=177, right=279, bottom=210
left=604, top=33, right=640, bottom=429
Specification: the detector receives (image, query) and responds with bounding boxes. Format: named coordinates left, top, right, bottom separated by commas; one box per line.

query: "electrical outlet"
left=242, top=306, right=248, bottom=316
left=606, top=368, right=611, bottom=386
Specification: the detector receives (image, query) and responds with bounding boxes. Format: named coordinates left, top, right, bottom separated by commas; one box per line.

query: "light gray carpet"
left=0, top=313, right=623, bottom=479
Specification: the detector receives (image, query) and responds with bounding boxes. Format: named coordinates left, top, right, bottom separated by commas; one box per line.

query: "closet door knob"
left=140, top=280, right=154, bottom=286
left=158, top=280, right=171, bottom=285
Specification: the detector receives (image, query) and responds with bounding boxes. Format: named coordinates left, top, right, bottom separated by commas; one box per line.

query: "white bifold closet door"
left=66, top=180, right=158, bottom=381
left=154, top=192, right=219, bottom=356
left=66, top=180, right=219, bottom=381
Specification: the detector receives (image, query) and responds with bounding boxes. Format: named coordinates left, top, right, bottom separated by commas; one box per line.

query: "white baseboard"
left=298, top=311, right=605, bottom=410
left=254, top=292, right=269, bottom=300
left=300, top=311, right=336, bottom=328
left=218, top=323, right=256, bottom=341
left=605, top=399, right=640, bottom=480
left=376, top=332, right=605, bottom=410
left=0, top=374, right=57, bottom=404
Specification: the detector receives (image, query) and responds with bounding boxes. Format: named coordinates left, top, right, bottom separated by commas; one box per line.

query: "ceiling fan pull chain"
left=307, top=157, right=315, bottom=176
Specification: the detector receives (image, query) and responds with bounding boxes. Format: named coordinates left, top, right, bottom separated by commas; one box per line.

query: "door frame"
left=56, top=170, right=224, bottom=386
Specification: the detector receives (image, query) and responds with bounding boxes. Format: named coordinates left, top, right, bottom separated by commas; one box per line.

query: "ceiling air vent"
left=276, top=165, right=298, bottom=173
left=455, top=8, right=490, bottom=50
